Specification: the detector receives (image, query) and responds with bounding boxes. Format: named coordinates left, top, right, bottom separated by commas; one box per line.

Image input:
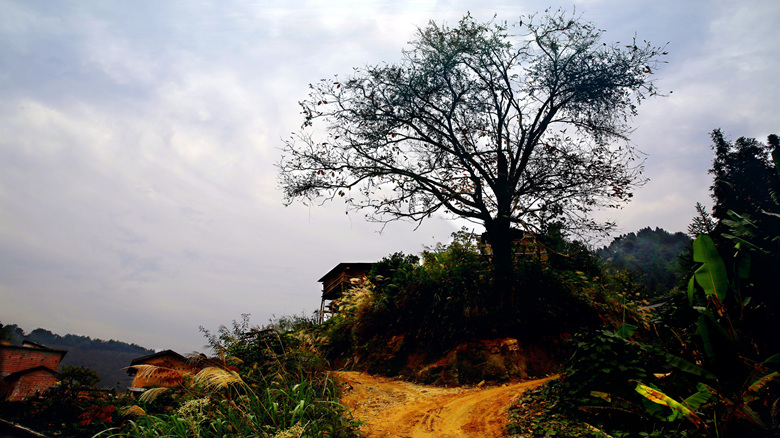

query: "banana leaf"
left=744, top=372, right=779, bottom=403
left=661, top=352, right=717, bottom=380
left=696, top=310, right=735, bottom=360
left=635, top=382, right=703, bottom=425
left=616, top=323, right=638, bottom=339
left=692, top=235, right=729, bottom=302
left=684, top=382, right=717, bottom=410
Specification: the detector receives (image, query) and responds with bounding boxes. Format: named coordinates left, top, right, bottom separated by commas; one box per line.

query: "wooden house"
left=317, top=262, right=373, bottom=323
left=126, top=350, right=196, bottom=392
left=479, top=229, right=548, bottom=262
left=0, top=341, right=67, bottom=401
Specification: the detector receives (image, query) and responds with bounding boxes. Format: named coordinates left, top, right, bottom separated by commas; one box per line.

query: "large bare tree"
left=279, top=11, right=666, bottom=304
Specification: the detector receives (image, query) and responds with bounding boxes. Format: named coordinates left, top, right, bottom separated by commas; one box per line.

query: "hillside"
left=597, top=227, right=691, bottom=297
left=1, top=324, right=155, bottom=390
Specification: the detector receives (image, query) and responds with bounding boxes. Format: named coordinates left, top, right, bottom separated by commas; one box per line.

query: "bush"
left=0, top=366, right=125, bottom=437
left=96, top=316, right=361, bottom=438
left=396, top=232, right=493, bottom=350
left=508, top=234, right=780, bottom=437
left=316, top=228, right=645, bottom=380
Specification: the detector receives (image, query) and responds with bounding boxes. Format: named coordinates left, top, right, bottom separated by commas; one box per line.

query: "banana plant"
left=633, top=369, right=779, bottom=432
left=635, top=381, right=711, bottom=426
left=689, top=234, right=729, bottom=305
left=635, top=232, right=780, bottom=434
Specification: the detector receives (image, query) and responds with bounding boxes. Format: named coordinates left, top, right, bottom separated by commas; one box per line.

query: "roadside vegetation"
left=1, top=318, right=361, bottom=438
left=88, top=316, right=360, bottom=438
left=302, top=227, right=650, bottom=384
left=507, top=132, right=780, bottom=437
left=0, top=365, right=125, bottom=437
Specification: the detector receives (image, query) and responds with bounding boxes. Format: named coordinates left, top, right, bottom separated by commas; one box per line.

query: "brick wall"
left=0, top=348, right=63, bottom=375
left=6, top=369, right=58, bottom=401
left=1, top=345, right=65, bottom=401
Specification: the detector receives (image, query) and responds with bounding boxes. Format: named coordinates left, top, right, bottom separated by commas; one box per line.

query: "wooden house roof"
left=318, top=262, right=373, bottom=301
left=317, top=262, right=374, bottom=283
left=129, top=349, right=186, bottom=367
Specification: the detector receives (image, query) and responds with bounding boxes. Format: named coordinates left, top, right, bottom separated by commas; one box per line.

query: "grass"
left=96, top=319, right=361, bottom=438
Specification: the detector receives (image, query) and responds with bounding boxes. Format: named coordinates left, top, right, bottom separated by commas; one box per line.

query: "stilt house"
left=317, top=262, right=373, bottom=323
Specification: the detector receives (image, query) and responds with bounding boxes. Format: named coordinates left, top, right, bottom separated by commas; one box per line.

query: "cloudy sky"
left=1, top=0, right=777, bottom=353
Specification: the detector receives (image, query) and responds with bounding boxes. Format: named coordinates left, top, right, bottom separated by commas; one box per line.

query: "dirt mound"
left=355, top=336, right=565, bottom=386
left=333, top=371, right=553, bottom=438
left=412, top=337, right=560, bottom=385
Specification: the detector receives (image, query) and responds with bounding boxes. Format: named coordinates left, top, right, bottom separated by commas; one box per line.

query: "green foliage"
left=0, top=367, right=125, bottom=437
left=314, top=230, right=496, bottom=369
left=508, top=379, right=615, bottom=437
left=561, top=329, right=660, bottom=406
left=597, top=227, right=691, bottom=297
left=543, top=223, right=605, bottom=277
left=0, top=322, right=18, bottom=343
left=511, top=138, right=780, bottom=435
left=688, top=202, right=716, bottom=237
left=523, top=231, right=780, bottom=437
left=98, top=316, right=360, bottom=438
left=705, top=130, right=780, bottom=354
left=315, top=228, right=649, bottom=383
left=59, top=365, right=102, bottom=389
left=369, top=252, right=420, bottom=299
left=709, top=130, right=778, bottom=227
left=690, top=235, right=729, bottom=303
left=398, top=231, right=493, bottom=349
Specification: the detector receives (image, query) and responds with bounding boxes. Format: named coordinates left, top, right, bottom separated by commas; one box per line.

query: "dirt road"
left=332, top=371, right=552, bottom=438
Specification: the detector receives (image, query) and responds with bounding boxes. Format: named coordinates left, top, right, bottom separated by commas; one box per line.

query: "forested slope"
left=597, top=227, right=691, bottom=297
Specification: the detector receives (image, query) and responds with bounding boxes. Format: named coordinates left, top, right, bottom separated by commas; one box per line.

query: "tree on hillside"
left=597, top=227, right=690, bottom=296
left=687, top=202, right=715, bottom=237
left=279, top=11, right=666, bottom=304
left=0, top=323, right=12, bottom=343
left=0, top=323, right=24, bottom=345
left=57, top=365, right=101, bottom=391
left=709, top=129, right=779, bottom=229
left=704, top=131, right=780, bottom=351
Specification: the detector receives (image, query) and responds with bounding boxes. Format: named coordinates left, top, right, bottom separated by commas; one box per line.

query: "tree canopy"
left=704, top=130, right=780, bottom=344
left=279, top=10, right=666, bottom=298
left=597, top=227, right=691, bottom=297
left=280, top=11, right=664, bottom=230
left=708, top=129, right=779, bottom=231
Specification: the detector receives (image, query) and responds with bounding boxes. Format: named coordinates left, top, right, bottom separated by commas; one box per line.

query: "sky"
left=1, top=0, right=778, bottom=353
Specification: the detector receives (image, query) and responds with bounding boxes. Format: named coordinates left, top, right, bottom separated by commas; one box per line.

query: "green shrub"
left=315, top=228, right=645, bottom=380
left=509, top=232, right=780, bottom=437
left=97, top=316, right=360, bottom=438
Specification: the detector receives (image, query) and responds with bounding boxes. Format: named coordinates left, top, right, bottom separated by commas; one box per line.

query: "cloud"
left=1, top=0, right=778, bottom=351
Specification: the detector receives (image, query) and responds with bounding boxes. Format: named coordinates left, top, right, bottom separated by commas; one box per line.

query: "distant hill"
left=597, top=227, right=691, bottom=297
left=0, top=323, right=155, bottom=390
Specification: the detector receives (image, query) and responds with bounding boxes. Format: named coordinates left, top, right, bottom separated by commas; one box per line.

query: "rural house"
left=479, top=229, right=548, bottom=262
left=317, top=262, right=373, bottom=323
left=0, top=340, right=67, bottom=401
left=127, top=350, right=197, bottom=392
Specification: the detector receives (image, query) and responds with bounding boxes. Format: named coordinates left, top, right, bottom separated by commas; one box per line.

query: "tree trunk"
left=485, top=219, right=515, bottom=313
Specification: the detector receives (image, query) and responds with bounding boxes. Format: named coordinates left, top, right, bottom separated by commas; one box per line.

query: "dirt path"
left=332, top=371, right=553, bottom=438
